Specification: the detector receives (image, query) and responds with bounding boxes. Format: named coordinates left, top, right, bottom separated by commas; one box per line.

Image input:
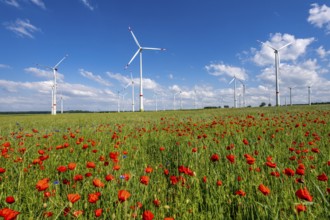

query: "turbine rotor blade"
left=229, top=78, right=235, bottom=85
left=278, top=42, right=293, bottom=51
left=125, top=49, right=140, bottom=69
left=128, top=27, right=141, bottom=48
left=142, top=47, right=165, bottom=51
left=53, top=54, right=68, bottom=69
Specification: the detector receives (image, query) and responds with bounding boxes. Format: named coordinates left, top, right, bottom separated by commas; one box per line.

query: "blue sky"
left=1, top=0, right=330, bottom=112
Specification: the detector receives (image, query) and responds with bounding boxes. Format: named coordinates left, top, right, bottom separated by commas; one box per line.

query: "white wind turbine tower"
left=258, top=40, right=293, bottom=106
left=237, top=79, right=246, bottom=107
left=308, top=86, right=311, bottom=105
left=37, top=55, right=68, bottom=115
left=288, top=86, right=295, bottom=106
left=229, top=76, right=237, bottom=108
left=124, top=72, right=135, bottom=112
left=125, top=27, right=165, bottom=112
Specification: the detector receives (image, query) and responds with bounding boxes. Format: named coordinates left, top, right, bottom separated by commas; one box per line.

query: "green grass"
left=0, top=105, right=329, bottom=219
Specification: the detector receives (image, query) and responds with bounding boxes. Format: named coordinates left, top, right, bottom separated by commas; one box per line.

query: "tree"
left=260, top=102, right=266, bottom=107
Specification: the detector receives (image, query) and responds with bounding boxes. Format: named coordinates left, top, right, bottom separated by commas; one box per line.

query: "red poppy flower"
left=67, top=193, right=81, bottom=203
left=142, top=210, right=154, bottom=220
left=295, top=168, right=305, bottom=176
left=0, top=208, right=20, bottom=220
left=73, top=174, right=83, bottom=182
left=258, top=184, right=270, bottom=196
left=118, top=190, right=131, bottom=202
left=159, top=147, right=165, bottom=151
left=93, top=178, right=105, bottom=187
left=170, top=176, right=179, bottom=185
left=36, top=178, right=50, bottom=191
left=105, top=174, right=115, bottom=181
left=164, top=218, right=175, bottom=220
left=68, top=163, right=76, bottom=170
left=44, top=211, right=53, bottom=218
left=86, top=162, right=96, bottom=169
left=95, top=208, right=102, bottom=217
left=226, top=154, right=235, bottom=163
left=216, top=180, right=223, bottom=186
left=145, top=166, right=153, bottom=173
left=295, top=187, right=313, bottom=202
left=242, top=138, right=249, bottom=145
left=235, top=189, right=246, bottom=196
left=88, top=192, right=100, bottom=203
left=113, top=164, right=120, bottom=170
left=73, top=210, right=83, bottom=218
left=210, top=153, right=219, bottom=162
left=140, top=176, right=150, bottom=185
left=153, top=199, right=161, bottom=207
left=317, top=173, right=328, bottom=181
left=164, top=169, right=169, bottom=175
left=57, top=165, right=67, bottom=173
left=0, top=167, right=6, bottom=173
left=244, top=154, right=255, bottom=165
left=265, top=161, right=276, bottom=168
left=295, top=204, right=307, bottom=213
left=5, top=196, right=15, bottom=204
left=283, top=168, right=295, bottom=177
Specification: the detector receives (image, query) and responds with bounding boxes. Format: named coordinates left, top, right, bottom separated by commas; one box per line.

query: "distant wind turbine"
left=37, top=55, right=68, bottom=115
left=308, top=86, right=311, bottom=105
left=288, top=86, right=295, bottom=106
left=124, top=72, right=135, bottom=112
left=125, top=27, right=165, bottom=112
left=229, top=76, right=237, bottom=108
left=258, top=40, right=293, bottom=106
left=237, top=79, right=246, bottom=107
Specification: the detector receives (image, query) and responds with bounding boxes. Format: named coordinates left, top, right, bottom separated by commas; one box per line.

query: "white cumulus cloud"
left=205, top=63, right=248, bottom=81
left=308, top=3, right=330, bottom=34
left=79, top=69, right=111, bottom=87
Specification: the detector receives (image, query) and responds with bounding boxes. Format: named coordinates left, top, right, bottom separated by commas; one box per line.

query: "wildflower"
left=73, top=175, right=83, bottom=182
left=93, top=178, right=105, bottom=187
left=105, top=174, right=115, bottom=181
left=142, top=210, right=154, bottom=220
left=86, top=162, right=96, bottom=169
left=265, top=161, right=276, bottom=168
left=242, top=138, right=249, bottom=145
left=118, top=190, right=131, bottom=202
left=140, top=176, right=150, bottom=185
left=0, top=208, right=20, bottom=220
left=210, top=153, right=219, bottom=162
left=0, top=167, right=6, bottom=173
left=295, top=204, right=307, bottom=213
left=67, top=193, right=81, bottom=204
left=226, top=154, right=235, bottom=163
left=145, top=166, right=153, bottom=173
left=283, top=168, right=295, bottom=177
left=88, top=192, right=101, bottom=203
left=216, top=180, right=223, bottom=186
left=235, top=189, right=246, bottom=196
left=295, top=187, right=313, bottom=202
left=317, top=173, right=328, bottom=181
left=95, top=208, right=102, bottom=217
left=5, top=196, right=15, bottom=204
left=57, top=166, right=67, bottom=173
left=153, top=199, right=161, bottom=207
left=258, top=184, right=270, bottom=196
left=68, top=163, right=76, bottom=170
left=36, top=178, right=50, bottom=191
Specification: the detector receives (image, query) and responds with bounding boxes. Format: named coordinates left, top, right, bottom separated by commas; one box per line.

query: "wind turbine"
left=308, top=86, right=311, bottom=105
left=125, top=27, right=165, bottom=112
left=229, top=76, right=237, bottom=108
left=124, top=72, right=135, bottom=112
left=37, top=55, right=68, bottom=115
left=237, top=79, right=246, bottom=107
left=288, top=86, right=294, bottom=106
left=258, top=40, right=293, bottom=106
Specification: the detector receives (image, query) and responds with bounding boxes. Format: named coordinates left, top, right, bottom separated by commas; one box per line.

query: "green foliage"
left=0, top=105, right=329, bottom=219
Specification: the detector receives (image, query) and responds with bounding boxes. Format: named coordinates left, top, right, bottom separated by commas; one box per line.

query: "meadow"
left=0, top=105, right=329, bottom=220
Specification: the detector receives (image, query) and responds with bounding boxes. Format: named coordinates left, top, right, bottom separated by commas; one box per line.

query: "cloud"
left=253, top=33, right=314, bottom=66
left=0, top=64, right=10, bottom=69
left=308, top=3, right=330, bottom=34
left=168, top=74, right=174, bottom=79
left=2, top=0, right=19, bottom=8
left=80, top=0, right=94, bottom=11
left=4, top=18, right=41, bottom=39
left=106, top=72, right=159, bottom=90
left=24, top=67, right=64, bottom=81
left=316, top=46, right=330, bottom=59
left=205, top=62, right=248, bottom=81
left=79, top=69, right=111, bottom=86
left=30, top=0, right=46, bottom=9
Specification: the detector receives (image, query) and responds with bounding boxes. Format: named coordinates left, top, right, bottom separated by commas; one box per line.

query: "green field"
left=0, top=105, right=329, bottom=219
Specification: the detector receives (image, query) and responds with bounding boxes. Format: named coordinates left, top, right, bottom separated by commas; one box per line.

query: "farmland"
left=0, top=105, right=329, bottom=219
